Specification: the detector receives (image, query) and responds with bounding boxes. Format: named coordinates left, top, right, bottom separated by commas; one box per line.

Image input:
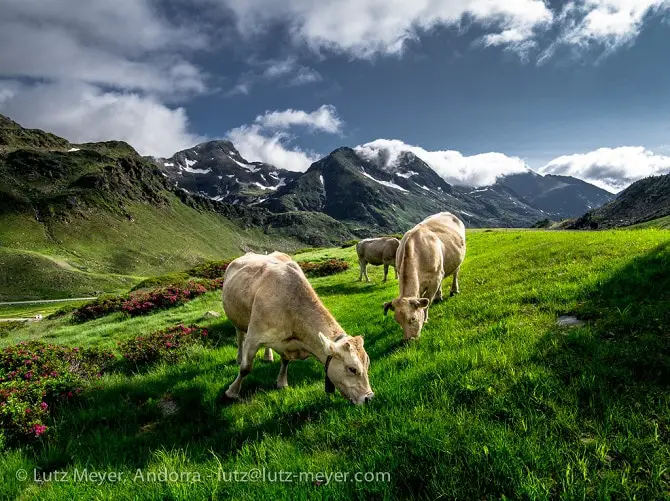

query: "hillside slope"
left=0, top=115, right=307, bottom=299
left=495, top=171, right=614, bottom=217
left=569, top=173, right=670, bottom=229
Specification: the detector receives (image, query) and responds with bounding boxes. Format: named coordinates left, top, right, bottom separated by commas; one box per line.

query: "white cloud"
left=0, top=0, right=209, bottom=157
left=227, top=124, right=320, bottom=172
left=254, top=105, right=342, bottom=133
left=0, top=81, right=203, bottom=157
left=225, top=105, right=342, bottom=171
left=541, top=0, right=670, bottom=61
left=0, top=0, right=208, bottom=95
left=222, top=0, right=554, bottom=58
left=355, top=139, right=529, bottom=186
left=226, top=57, right=322, bottom=96
left=540, top=146, right=670, bottom=192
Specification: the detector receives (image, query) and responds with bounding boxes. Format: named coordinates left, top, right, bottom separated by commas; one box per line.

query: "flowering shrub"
left=299, top=258, right=349, bottom=277
left=0, top=341, right=115, bottom=444
left=118, top=324, right=209, bottom=368
left=71, top=280, right=224, bottom=322
left=188, top=259, right=232, bottom=279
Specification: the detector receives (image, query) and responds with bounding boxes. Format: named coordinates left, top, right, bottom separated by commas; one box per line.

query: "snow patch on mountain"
left=361, top=172, right=408, bottom=192
left=183, top=167, right=212, bottom=174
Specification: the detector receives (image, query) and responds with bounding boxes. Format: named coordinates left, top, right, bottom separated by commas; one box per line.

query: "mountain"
left=568, top=173, right=670, bottom=229
left=0, top=115, right=338, bottom=299
left=155, top=139, right=614, bottom=230
left=494, top=171, right=614, bottom=218
left=151, top=141, right=300, bottom=205
left=260, top=147, right=550, bottom=229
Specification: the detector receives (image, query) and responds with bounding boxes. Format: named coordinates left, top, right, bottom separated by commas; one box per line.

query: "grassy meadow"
left=1, top=228, right=669, bottom=499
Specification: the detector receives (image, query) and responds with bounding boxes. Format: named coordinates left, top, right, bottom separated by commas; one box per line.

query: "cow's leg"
left=423, top=277, right=443, bottom=324
left=434, top=275, right=444, bottom=303
left=360, top=260, right=370, bottom=282
left=225, top=335, right=262, bottom=399
left=276, top=356, right=290, bottom=389
left=235, top=328, right=245, bottom=364
left=263, top=347, right=274, bottom=362
left=450, top=266, right=461, bottom=296
left=358, top=259, right=366, bottom=282
left=383, top=264, right=389, bottom=282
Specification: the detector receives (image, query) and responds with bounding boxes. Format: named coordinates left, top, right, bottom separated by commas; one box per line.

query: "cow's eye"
left=348, top=367, right=358, bottom=375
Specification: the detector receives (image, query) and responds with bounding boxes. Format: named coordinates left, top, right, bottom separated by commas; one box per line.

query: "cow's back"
left=421, top=212, right=466, bottom=272
left=222, top=252, right=304, bottom=331
left=397, top=212, right=466, bottom=295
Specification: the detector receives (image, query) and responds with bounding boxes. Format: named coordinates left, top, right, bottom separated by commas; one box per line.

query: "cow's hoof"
left=276, top=383, right=289, bottom=390
left=450, top=290, right=459, bottom=297
left=223, top=389, right=239, bottom=400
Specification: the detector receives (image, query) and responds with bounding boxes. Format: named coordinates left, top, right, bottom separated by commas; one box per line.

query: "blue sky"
left=2, top=0, right=670, bottom=192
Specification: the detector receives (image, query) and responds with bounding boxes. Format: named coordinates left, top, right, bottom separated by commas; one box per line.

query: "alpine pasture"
left=1, top=228, right=669, bottom=500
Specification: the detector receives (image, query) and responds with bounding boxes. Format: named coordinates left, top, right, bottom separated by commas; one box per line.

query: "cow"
left=222, top=252, right=374, bottom=404
left=356, top=237, right=401, bottom=283
left=383, top=212, right=466, bottom=340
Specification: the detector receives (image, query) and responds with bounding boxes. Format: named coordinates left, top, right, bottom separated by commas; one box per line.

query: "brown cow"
left=356, top=237, right=400, bottom=282
left=222, top=252, right=374, bottom=404
left=383, top=212, right=466, bottom=340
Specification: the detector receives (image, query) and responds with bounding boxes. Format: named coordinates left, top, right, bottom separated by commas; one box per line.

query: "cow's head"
left=383, top=297, right=430, bottom=340
left=319, top=333, right=373, bottom=405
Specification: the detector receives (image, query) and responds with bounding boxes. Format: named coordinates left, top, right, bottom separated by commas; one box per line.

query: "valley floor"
left=1, top=229, right=669, bottom=499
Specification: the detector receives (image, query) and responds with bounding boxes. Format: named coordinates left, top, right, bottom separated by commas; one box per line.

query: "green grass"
left=0, top=300, right=91, bottom=320
left=1, top=229, right=669, bottom=499
left=0, top=196, right=300, bottom=300
left=627, top=215, right=670, bottom=230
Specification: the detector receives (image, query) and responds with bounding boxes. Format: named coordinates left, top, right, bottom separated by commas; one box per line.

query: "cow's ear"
left=318, top=332, right=335, bottom=355
left=383, top=301, right=394, bottom=315
left=417, top=298, right=430, bottom=308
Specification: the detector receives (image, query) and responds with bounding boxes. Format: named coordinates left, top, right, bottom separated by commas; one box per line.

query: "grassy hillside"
left=1, top=229, right=668, bottom=499
left=627, top=214, right=670, bottom=230
left=0, top=197, right=300, bottom=300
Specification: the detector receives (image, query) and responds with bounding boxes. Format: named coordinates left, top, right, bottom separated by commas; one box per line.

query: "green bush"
left=293, top=247, right=325, bottom=255
left=130, top=272, right=190, bottom=291
left=117, top=324, right=209, bottom=369
left=340, top=239, right=359, bottom=248
left=188, top=260, right=233, bottom=279
left=299, top=259, right=349, bottom=277
left=0, top=321, right=25, bottom=338
left=532, top=218, right=553, bottom=229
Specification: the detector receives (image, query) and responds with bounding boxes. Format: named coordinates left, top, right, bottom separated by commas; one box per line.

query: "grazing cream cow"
left=222, top=252, right=374, bottom=404
left=356, top=237, right=401, bottom=283
left=383, top=212, right=466, bottom=340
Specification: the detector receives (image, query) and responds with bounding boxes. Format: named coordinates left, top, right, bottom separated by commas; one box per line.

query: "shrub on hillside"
left=340, top=239, right=359, bottom=248
left=0, top=321, right=25, bottom=338
left=299, top=258, right=349, bottom=277
left=118, top=324, right=209, bottom=368
left=188, top=260, right=232, bottom=279
left=293, top=247, right=325, bottom=255
left=130, top=272, right=190, bottom=291
left=0, top=341, right=115, bottom=444
left=532, top=218, right=553, bottom=229
left=72, top=280, right=223, bottom=322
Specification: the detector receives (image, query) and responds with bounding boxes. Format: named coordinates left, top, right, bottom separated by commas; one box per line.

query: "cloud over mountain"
left=355, top=139, right=529, bottom=186
left=540, top=146, right=670, bottom=192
